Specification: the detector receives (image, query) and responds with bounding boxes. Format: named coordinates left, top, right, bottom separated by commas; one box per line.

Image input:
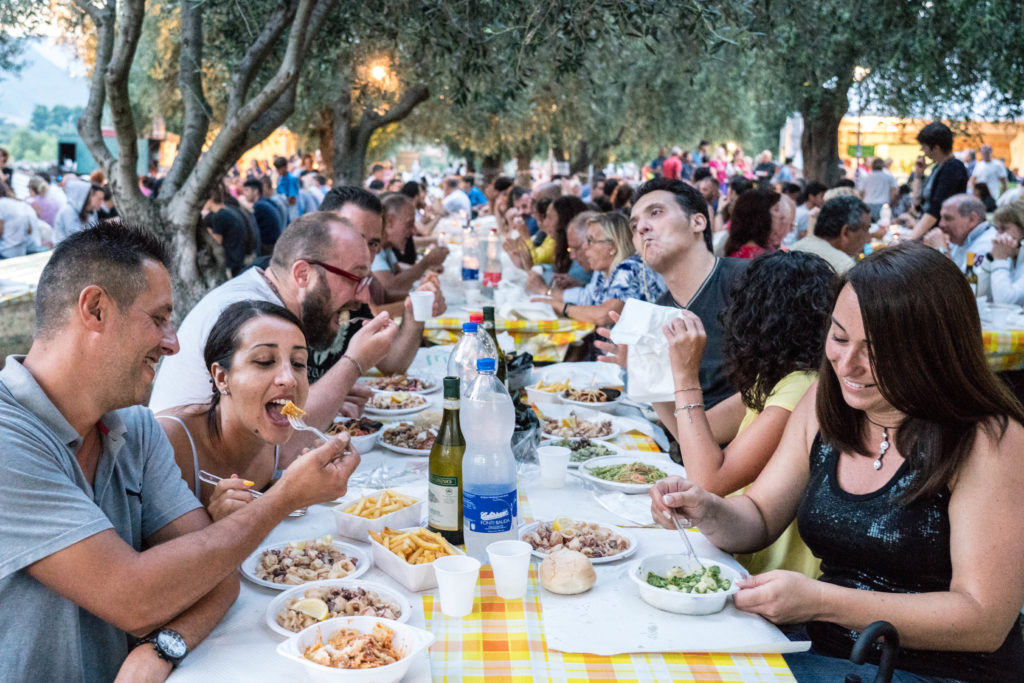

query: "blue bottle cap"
left=476, top=357, right=496, bottom=372
left=462, top=322, right=478, bottom=333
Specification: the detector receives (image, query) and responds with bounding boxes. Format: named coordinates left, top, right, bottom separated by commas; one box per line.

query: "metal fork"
left=285, top=414, right=331, bottom=443
left=197, top=470, right=263, bottom=497
left=670, top=510, right=705, bottom=570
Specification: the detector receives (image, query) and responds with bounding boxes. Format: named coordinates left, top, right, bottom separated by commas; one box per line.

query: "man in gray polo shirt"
left=0, top=222, right=359, bottom=682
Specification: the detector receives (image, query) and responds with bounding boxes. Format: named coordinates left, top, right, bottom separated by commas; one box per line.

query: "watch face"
left=156, top=630, right=187, bottom=659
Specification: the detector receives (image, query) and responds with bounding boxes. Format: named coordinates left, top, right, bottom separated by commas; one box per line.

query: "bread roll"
left=539, top=549, right=596, bottom=594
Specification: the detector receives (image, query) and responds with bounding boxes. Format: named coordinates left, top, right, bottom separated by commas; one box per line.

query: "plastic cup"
left=410, top=291, right=434, bottom=322
left=537, top=445, right=572, bottom=488
left=486, top=540, right=532, bottom=600
left=433, top=555, right=480, bottom=618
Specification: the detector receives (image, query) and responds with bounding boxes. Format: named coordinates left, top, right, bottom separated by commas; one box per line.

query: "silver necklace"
left=875, top=426, right=890, bottom=470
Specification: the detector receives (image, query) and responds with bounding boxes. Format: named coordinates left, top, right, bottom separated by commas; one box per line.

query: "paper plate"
left=518, top=520, right=638, bottom=564
left=265, top=578, right=412, bottom=637
left=577, top=454, right=684, bottom=494
left=241, top=539, right=371, bottom=590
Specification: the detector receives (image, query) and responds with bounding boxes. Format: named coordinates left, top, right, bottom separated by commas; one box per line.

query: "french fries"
left=534, top=378, right=570, bottom=393
left=343, top=489, right=418, bottom=519
left=368, top=526, right=458, bottom=564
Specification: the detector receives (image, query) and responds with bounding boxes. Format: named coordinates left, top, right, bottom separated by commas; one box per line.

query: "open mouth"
left=842, top=378, right=875, bottom=390
left=266, top=398, right=294, bottom=427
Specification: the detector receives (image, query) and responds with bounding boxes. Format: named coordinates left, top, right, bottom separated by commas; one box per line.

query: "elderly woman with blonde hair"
left=979, top=199, right=1024, bottom=305
left=535, top=211, right=664, bottom=326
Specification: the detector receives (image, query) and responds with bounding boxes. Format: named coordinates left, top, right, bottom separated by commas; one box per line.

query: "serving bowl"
left=265, top=578, right=413, bottom=637
left=332, top=491, right=424, bottom=542
left=367, top=526, right=465, bottom=592
left=559, top=387, right=623, bottom=413
left=629, top=553, right=742, bottom=615
left=276, top=616, right=433, bottom=683
left=329, top=418, right=382, bottom=454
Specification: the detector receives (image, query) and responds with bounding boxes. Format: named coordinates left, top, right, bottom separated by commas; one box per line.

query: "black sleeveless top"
left=796, top=433, right=1024, bottom=681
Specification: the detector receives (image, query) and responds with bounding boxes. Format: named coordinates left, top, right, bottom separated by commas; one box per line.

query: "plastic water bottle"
left=446, top=322, right=497, bottom=387
left=879, top=203, right=892, bottom=228
left=482, top=228, right=502, bottom=288
left=461, top=226, right=480, bottom=286
left=461, top=357, right=518, bottom=561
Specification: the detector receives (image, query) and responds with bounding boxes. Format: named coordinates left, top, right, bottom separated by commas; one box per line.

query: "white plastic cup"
left=486, top=540, right=532, bottom=600
left=410, top=290, right=435, bottom=322
left=537, top=445, right=572, bottom=488
left=433, top=555, right=480, bottom=618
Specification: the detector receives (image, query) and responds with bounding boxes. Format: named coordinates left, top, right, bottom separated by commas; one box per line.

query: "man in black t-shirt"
left=909, top=122, right=968, bottom=240
left=203, top=184, right=253, bottom=277
left=596, top=177, right=746, bottom=447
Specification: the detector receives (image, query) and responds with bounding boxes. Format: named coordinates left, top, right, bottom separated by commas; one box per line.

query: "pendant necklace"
left=866, top=417, right=892, bottom=470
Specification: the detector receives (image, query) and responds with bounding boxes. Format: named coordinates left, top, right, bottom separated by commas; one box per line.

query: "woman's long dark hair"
left=724, top=189, right=778, bottom=256
left=817, top=241, right=1024, bottom=504
left=203, top=300, right=306, bottom=435
left=550, top=195, right=588, bottom=273
left=722, top=251, right=838, bottom=412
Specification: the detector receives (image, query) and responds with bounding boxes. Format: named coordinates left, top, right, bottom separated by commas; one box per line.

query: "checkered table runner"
left=423, top=317, right=595, bottom=363
left=982, top=329, right=1024, bottom=372
left=422, top=433, right=794, bottom=682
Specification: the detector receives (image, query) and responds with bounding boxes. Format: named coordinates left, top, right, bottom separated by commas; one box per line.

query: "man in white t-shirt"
left=969, top=145, right=1008, bottom=201
left=858, top=158, right=898, bottom=220
left=150, top=211, right=398, bottom=460
left=440, top=176, right=472, bottom=217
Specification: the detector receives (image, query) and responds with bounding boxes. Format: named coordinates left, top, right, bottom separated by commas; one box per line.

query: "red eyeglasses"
left=303, top=259, right=373, bottom=292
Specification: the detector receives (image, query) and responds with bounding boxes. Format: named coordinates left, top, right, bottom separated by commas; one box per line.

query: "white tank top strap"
left=155, top=414, right=201, bottom=494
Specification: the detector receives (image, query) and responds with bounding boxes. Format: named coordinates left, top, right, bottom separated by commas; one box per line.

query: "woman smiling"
left=157, top=300, right=338, bottom=521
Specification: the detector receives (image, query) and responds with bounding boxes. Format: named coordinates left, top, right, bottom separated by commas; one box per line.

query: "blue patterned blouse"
left=579, top=254, right=666, bottom=305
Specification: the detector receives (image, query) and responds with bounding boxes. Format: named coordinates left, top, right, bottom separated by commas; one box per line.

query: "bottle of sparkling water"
left=461, top=357, right=518, bottom=561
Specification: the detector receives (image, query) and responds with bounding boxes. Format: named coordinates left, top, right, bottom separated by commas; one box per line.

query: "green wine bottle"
left=482, top=306, right=508, bottom=387
left=428, top=376, right=465, bottom=545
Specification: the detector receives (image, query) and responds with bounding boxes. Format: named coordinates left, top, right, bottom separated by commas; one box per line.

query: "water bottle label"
left=463, top=489, right=517, bottom=533
left=461, top=267, right=480, bottom=281
left=428, top=474, right=460, bottom=531
left=482, top=271, right=501, bottom=288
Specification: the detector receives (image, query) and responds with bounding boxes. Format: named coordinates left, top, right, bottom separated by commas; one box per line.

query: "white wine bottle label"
left=463, top=489, right=517, bottom=533
left=428, top=474, right=460, bottom=531
left=443, top=399, right=460, bottom=410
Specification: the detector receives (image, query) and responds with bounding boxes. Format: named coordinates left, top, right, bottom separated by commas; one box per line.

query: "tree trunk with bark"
left=332, top=77, right=430, bottom=186
left=480, top=154, right=502, bottom=183
left=72, top=0, right=335, bottom=317
left=799, top=84, right=850, bottom=186
left=515, top=144, right=533, bottom=186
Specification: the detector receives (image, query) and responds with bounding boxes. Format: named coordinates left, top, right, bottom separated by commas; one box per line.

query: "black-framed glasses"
left=303, top=259, right=373, bottom=293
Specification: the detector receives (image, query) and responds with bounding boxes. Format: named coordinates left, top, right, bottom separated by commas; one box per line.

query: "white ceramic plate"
left=358, top=375, right=440, bottom=394
left=264, top=578, right=413, bottom=637
left=540, top=419, right=619, bottom=442
left=363, top=400, right=429, bottom=417
left=559, top=389, right=624, bottom=413
left=577, top=454, right=684, bottom=494
left=518, top=520, right=638, bottom=564
left=377, top=422, right=436, bottom=456
left=241, top=539, right=372, bottom=590
left=542, top=438, right=625, bottom=468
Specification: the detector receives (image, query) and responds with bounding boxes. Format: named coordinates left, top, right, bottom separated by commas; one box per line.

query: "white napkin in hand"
left=608, top=298, right=682, bottom=404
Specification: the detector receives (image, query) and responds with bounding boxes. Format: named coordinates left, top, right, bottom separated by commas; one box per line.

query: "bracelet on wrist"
left=562, top=302, right=571, bottom=317
left=341, top=354, right=364, bottom=376
left=674, top=386, right=701, bottom=394
left=673, top=402, right=705, bottom=423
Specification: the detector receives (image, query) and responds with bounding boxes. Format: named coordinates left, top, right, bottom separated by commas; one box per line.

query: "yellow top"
left=732, top=371, right=821, bottom=578
left=528, top=233, right=555, bottom=266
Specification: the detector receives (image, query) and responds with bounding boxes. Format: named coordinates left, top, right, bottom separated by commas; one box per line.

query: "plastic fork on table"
left=197, top=470, right=262, bottom=497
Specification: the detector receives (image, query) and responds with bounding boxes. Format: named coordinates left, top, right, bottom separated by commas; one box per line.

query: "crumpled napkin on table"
left=499, top=300, right=557, bottom=321
left=608, top=298, right=683, bottom=404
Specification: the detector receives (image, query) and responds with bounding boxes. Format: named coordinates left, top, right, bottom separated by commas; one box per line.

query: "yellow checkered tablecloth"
left=423, top=317, right=595, bottom=363
left=982, top=329, right=1024, bottom=372
left=422, top=430, right=794, bottom=682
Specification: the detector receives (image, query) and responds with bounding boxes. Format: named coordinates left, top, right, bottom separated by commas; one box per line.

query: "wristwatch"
left=139, top=629, right=188, bottom=667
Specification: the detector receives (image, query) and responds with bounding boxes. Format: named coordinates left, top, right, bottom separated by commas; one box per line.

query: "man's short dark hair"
left=35, top=220, right=169, bottom=339
left=782, top=182, right=801, bottom=196
left=698, top=139, right=710, bottom=148
left=319, top=185, right=383, bottom=214
left=368, top=179, right=385, bottom=191
left=273, top=156, right=288, bottom=170
left=371, top=164, right=385, bottom=173
left=380, top=192, right=412, bottom=215
left=315, top=174, right=327, bottom=185
left=799, top=181, right=828, bottom=203
left=833, top=178, right=856, bottom=189
left=815, top=196, right=870, bottom=239
left=243, top=179, right=263, bottom=195
left=460, top=175, right=476, bottom=187
left=916, top=122, right=955, bottom=154
left=444, top=177, right=459, bottom=190
left=692, top=166, right=712, bottom=183
left=399, top=181, right=422, bottom=199
left=728, top=175, right=753, bottom=196
left=271, top=211, right=348, bottom=271
left=634, top=177, right=712, bottom=252
left=493, top=176, right=514, bottom=193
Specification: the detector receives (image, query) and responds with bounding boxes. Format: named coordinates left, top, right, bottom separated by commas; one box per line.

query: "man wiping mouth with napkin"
left=596, top=177, right=747, bottom=451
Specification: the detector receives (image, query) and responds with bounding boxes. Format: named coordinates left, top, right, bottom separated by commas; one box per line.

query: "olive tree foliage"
left=63, top=0, right=338, bottom=313
left=0, top=0, right=48, bottom=78
left=747, top=0, right=1024, bottom=184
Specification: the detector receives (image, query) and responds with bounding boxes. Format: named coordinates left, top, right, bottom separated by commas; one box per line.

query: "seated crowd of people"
left=2, top=127, right=1024, bottom=682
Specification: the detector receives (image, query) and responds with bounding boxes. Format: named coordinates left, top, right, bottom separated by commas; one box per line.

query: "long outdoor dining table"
left=168, top=348, right=796, bottom=682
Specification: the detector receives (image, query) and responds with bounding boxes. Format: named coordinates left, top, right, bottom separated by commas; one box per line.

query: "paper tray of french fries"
left=332, top=489, right=424, bottom=542
left=367, top=526, right=464, bottom=592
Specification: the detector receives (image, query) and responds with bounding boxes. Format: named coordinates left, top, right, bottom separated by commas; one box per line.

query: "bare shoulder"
left=954, top=418, right=1024, bottom=493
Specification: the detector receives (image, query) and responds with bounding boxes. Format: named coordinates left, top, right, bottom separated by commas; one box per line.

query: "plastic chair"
left=845, top=621, right=900, bottom=683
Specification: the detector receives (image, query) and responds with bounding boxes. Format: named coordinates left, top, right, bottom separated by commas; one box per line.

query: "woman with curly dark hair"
left=661, top=250, right=837, bottom=575
left=724, top=189, right=780, bottom=258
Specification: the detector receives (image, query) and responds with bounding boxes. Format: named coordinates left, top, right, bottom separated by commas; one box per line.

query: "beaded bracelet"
left=673, top=402, right=705, bottom=423
left=341, top=354, right=364, bottom=376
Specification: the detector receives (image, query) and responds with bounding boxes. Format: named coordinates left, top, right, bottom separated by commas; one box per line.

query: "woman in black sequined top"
left=650, top=242, right=1024, bottom=682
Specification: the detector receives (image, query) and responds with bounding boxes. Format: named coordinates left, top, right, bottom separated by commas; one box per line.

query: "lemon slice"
left=291, top=598, right=329, bottom=620
left=552, top=516, right=575, bottom=531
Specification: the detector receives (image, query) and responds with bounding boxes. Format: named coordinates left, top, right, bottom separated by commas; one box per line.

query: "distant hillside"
left=0, top=38, right=89, bottom=126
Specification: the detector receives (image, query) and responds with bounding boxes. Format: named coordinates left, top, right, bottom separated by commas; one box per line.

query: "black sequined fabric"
left=796, top=433, right=1023, bottom=681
